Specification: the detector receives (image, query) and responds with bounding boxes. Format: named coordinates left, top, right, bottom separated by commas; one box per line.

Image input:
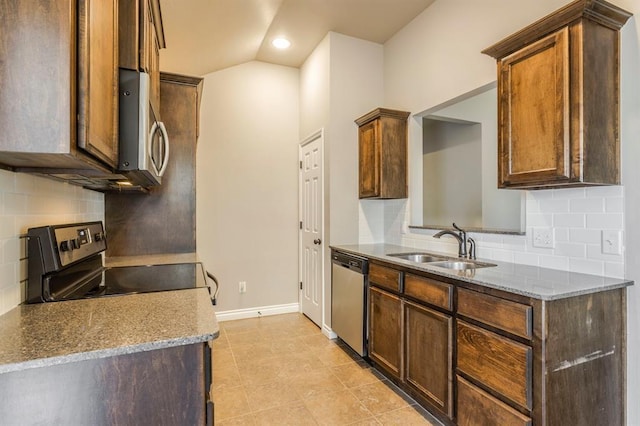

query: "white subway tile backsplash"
left=586, top=213, right=623, bottom=229
left=2, top=238, right=20, bottom=264
left=553, top=228, right=570, bottom=242
left=490, top=249, right=516, bottom=263
left=0, top=216, right=14, bottom=240
left=586, top=244, right=624, bottom=262
left=528, top=190, right=555, bottom=201
left=586, top=185, right=623, bottom=198
left=513, top=252, right=539, bottom=266
left=605, top=197, right=624, bottom=213
left=569, top=198, right=604, bottom=213
left=0, top=169, right=104, bottom=315
left=569, top=258, right=604, bottom=276
left=552, top=187, right=586, bottom=199
left=0, top=172, right=15, bottom=193
left=554, top=213, right=586, bottom=228
left=539, top=255, right=569, bottom=270
left=525, top=213, right=553, bottom=227
left=538, top=198, right=569, bottom=213
left=604, top=261, right=625, bottom=279
left=4, top=193, right=27, bottom=215
left=371, top=184, right=626, bottom=280
left=0, top=263, right=16, bottom=290
left=569, top=228, right=601, bottom=244
left=554, top=242, right=587, bottom=258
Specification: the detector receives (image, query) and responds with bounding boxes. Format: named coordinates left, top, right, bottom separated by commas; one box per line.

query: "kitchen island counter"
left=0, top=287, right=219, bottom=374
left=332, top=243, right=633, bottom=300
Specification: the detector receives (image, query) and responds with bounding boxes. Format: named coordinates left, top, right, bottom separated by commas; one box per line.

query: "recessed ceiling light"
left=272, top=38, right=291, bottom=49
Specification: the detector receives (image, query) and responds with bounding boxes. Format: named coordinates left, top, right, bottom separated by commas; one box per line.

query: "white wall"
left=0, top=170, right=104, bottom=315
left=300, top=32, right=384, bottom=330
left=381, top=0, right=640, bottom=423
left=196, top=61, right=300, bottom=314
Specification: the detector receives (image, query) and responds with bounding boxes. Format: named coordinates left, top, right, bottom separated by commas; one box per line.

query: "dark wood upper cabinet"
left=356, top=108, right=410, bottom=199
left=106, top=74, right=204, bottom=257
left=483, top=0, right=631, bottom=189
left=77, top=0, right=120, bottom=167
left=0, top=0, right=119, bottom=172
left=119, top=0, right=165, bottom=114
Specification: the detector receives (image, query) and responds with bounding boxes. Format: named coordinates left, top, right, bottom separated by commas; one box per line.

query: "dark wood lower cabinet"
left=404, top=301, right=453, bottom=418
left=368, top=285, right=402, bottom=381
left=457, top=376, right=531, bottom=426
left=0, top=343, right=212, bottom=425
left=365, top=261, right=627, bottom=426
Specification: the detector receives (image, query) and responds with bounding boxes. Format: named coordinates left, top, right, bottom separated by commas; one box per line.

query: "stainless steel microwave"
left=118, top=69, right=169, bottom=187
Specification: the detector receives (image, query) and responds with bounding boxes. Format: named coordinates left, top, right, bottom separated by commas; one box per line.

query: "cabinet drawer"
left=457, top=376, right=531, bottom=426
left=369, top=263, right=401, bottom=292
left=457, top=288, right=532, bottom=339
left=457, top=320, right=532, bottom=410
left=405, top=274, right=452, bottom=311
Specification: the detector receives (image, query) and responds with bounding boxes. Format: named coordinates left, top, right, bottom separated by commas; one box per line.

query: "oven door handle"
left=206, top=271, right=219, bottom=306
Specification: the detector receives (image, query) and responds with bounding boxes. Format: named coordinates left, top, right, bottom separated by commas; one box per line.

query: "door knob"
left=313, top=239, right=322, bottom=245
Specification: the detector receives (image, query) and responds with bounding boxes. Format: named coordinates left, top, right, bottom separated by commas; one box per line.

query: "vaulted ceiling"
left=159, top=0, right=435, bottom=76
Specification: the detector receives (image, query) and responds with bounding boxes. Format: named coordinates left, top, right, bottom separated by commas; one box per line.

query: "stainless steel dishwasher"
left=331, top=250, right=368, bottom=356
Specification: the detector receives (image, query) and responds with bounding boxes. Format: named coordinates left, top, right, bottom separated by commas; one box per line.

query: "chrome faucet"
left=433, top=222, right=469, bottom=258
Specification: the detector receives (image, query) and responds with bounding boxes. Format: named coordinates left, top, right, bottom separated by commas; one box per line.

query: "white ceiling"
left=159, top=0, right=436, bottom=76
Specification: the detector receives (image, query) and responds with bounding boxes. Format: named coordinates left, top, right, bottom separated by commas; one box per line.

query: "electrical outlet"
left=532, top=228, right=554, bottom=248
left=602, top=230, right=622, bottom=255
left=239, top=281, right=246, bottom=293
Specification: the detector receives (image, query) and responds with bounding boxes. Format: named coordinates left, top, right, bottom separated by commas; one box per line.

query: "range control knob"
left=94, top=232, right=104, bottom=242
left=71, top=238, right=81, bottom=249
left=59, top=240, right=70, bottom=252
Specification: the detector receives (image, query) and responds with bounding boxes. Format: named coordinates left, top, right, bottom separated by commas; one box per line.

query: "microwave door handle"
left=157, top=121, right=170, bottom=177
left=148, top=121, right=161, bottom=176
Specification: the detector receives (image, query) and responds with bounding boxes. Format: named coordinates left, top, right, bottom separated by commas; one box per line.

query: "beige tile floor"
left=212, top=312, right=441, bottom=425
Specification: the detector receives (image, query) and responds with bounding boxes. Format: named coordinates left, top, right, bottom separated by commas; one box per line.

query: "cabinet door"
left=457, top=376, right=531, bottom=426
left=142, top=0, right=161, bottom=113
left=77, top=0, right=119, bottom=167
left=498, top=27, right=570, bottom=187
left=404, top=301, right=453, bottom=418
left=457, top=320, right=532, bottom=410
left=359, top=120, right=380, bottom=198
left=368, top=286, right=401, bottom=380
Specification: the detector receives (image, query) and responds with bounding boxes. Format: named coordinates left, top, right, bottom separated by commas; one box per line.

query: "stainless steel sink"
left=386, top=252, right=448, bottom=263
left=429, top=260, right=497, bottom=270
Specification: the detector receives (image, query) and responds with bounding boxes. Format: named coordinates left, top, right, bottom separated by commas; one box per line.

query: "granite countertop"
left=0, top=287, right=219, bottom=374
left=332, top=243, right=633, bottom=300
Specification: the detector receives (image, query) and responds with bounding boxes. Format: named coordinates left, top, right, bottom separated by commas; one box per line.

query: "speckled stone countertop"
left=0, top=287, right=219, bottom=374
left=332, top=243, right=633, bottom=300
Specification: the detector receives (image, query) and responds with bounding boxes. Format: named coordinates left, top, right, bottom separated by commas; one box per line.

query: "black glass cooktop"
left=102, top=262, right=207, bottom=295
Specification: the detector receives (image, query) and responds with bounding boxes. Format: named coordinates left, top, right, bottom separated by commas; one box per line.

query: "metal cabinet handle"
left=313, top=239, right=322, bottom=245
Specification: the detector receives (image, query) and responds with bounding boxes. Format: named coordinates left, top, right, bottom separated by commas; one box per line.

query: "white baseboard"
left=215, top=303, right=300, bottom=322
left=322, top=324, right=337, bottom=339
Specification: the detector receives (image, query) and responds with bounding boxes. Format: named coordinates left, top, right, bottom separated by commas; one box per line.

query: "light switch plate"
left=602, top=230, right=622, bottom=255
left=532, top=228, right=554, bottom=248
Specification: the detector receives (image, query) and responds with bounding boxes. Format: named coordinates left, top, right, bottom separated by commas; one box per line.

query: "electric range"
left=26, top=221, right=209, bottom=303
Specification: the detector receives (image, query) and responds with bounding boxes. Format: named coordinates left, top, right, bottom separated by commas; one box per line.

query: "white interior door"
left=299, top=130, right=324, bottom=327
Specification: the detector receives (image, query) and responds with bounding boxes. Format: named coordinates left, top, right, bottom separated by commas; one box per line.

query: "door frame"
left=298, top=129, right=329, bottom=333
